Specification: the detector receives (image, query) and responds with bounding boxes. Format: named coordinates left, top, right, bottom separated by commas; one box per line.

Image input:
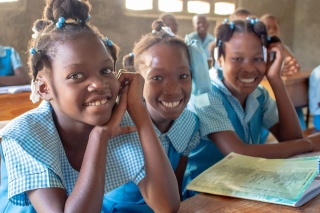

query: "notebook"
left=187, top=152, right=320, bottom=207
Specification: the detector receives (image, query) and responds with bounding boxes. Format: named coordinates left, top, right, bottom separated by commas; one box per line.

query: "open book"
left=0, top=84, right=31, bottom=94
left=187, top=152, right=320, bottom=207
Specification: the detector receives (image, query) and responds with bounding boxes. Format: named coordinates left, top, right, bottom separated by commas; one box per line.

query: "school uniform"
left=309, top=65, right=320, bottom=130
left=103, top=109, right=200, bottom=213
left=0, top=46, right=22, bottom=76
left=183, top=69, right=279, bottom=198
left=0, top=101, right=146, bottom=212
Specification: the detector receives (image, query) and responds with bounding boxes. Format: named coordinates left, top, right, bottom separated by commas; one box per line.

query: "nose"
left=163, top=81, right=182, bottom=95
left=88, top=76, right=109, bottom=92
left=242, top=60, right=256, bottom=72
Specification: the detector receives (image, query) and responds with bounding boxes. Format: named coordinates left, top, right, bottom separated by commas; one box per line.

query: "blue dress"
left=183, top=69, right=279, bottom=198
left=0, top=46, right=22, bottom=76
left=0, top=101, right=147, bottom=212
left=103, top=109, right=200, bottom=212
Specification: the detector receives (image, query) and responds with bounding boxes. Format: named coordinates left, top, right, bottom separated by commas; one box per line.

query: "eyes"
left=67, top=67, right=114, bottom=80
left=231, top=57, right=264, bottom=63
left=150, top=73, right=190, bottom=81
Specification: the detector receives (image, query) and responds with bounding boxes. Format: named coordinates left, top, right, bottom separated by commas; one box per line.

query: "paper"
left=0, top=84, right=31, bottom=94
left=187, top=152, right=320, bottom=207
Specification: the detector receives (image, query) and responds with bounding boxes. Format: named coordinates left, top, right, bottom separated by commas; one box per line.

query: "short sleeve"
left=9, top=47, right=22, bottom=70
left=188, top=92, right=234, bottom=139
left=261, top=88, right=279, bottom=129
left=131, top=166, right=145, bottom=185
left=1, top=137, right=64, bottom=206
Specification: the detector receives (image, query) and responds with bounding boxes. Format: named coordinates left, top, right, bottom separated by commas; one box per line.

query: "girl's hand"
left=117, top=69, right=145, bottom=119
left=265, top=43, right=285, bottom=81
left=90, top=79, right=136, bottom=141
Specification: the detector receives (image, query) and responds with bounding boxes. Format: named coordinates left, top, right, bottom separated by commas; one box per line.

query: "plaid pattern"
left=187, top=69, right=278, bottom=144
left=154, top=109, right=200, bottom=157
left=0, top=101, right=145, bottom=206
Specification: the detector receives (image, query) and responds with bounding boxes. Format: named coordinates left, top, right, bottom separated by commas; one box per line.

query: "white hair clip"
left=161, top=26, right=175, bottom=37
left=262, top=46, right=267, bottom=63
left=31, top=26, right=40, bottom=39
left=30, top=80, right=43, bottom=103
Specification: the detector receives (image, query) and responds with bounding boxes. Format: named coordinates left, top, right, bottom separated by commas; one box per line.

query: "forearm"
left=65, top=131, right=109, bottom=213
left=0, top=75, right=30, bottom=86
left=134, top=108, right=180, bottom=212
left=269, top=78, right=303, bottom=140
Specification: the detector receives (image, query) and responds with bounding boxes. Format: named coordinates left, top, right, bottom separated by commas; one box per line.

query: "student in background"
left=159, top=13, right=178, bottom=34
left=309, top=65, right=320, bottom=131
left=0, top=45, right=29, bottom=86
left=104, top=20, right=203, bottom=211
left=184, top=19, right=320, bottom=198
left=260, top=13, right=305, bottom=130
left=185, top=14, right=215, bottom=59
left=260, top=13, right=300, bottom=76
left=0, top=0, right=179, bottom=212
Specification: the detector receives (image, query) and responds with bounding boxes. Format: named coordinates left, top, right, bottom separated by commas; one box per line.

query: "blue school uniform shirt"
left=103, top=109, right=200, bottom=213
left=309, top=65, right=320, bottom=130
left=0, top=46, right=22, bottom=76
left=185, top=32, right=215, bottom=58
left=183, top=69, right=279, bottom=198
left=0, top=101, right=146, bottom=212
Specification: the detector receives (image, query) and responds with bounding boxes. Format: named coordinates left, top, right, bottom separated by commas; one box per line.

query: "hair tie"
left=29, top=48, right=37, bottom=55
left=152, top=29, right=157, bottom=34
left=161, top=26, right=175, bottom=36
left=30, top=79, right=43, bottom=103
left=262, top=46, right=267, bottom=63
left=223, top=18, right=228, bottom=23
left=86, top=14, right=91, bottom=21
left=267, top=35, right=271, bottom=41
left=229, top=22, right=234, bottom=30
left=56, top=17, right=66, bottom=28
left=104, top=37, right=113, bottom=47
left=129, top=53, right=134, bottom=57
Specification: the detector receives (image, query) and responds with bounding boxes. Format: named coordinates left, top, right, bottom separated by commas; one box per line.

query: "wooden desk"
left=179, top=193, right=320, bottom=213
left=260, top=71, right=311, bottom=108
left=0, top=92, right=40, bottom=120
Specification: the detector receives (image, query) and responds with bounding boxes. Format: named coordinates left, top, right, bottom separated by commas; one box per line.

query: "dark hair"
left=131, top=20, right=189, bottom=72
left=214, top=19, right=281, bottom=60
left=122, top=53, right=135, bottom=72
left=28, top=0, right=119, bottom=80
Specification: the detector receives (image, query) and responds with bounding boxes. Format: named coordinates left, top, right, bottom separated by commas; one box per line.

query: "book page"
left=187, top=153, right=319, bottom=206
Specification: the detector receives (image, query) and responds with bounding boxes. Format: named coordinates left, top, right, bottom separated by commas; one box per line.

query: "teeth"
left=239, top=78, right=255, bottom=83
left=85, top=98, right=108, bottom=106
left=161, top=101, right=180, bottom=108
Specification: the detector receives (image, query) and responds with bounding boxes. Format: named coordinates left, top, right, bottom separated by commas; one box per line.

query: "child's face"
left=219, top=32, right=266, bottom=99
left=263, top=17, right=280, bottom=37
left=140, top=44, right=191, bottom=130
left=44, top=36, right=119, bottom=126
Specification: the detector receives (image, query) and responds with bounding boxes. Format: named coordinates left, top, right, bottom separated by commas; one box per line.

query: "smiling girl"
left=0, top=0, right=179, bottom=212
left=184, top=18, right=320, bottom=198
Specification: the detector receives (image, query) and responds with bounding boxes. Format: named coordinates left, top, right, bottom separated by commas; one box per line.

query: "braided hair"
left=131, top=20, right=189, bottom=73
left=214, top=19, right=280, bottom=61
left=28, top=0, right=119, bottom=81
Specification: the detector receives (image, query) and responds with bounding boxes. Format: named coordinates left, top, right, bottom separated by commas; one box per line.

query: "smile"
left=238, top=77, right=256, bottom=83
left=84, top=97, right=108, bottom=106
left=161, top=100, right=181, bottom=108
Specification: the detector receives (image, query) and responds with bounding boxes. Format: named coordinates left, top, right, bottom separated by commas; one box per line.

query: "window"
left=0, top=0, right=18, bottom=2
left=123, top=0, right=237, bottom=20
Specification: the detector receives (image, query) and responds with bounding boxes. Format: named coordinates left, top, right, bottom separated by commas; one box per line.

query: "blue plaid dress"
left=0, top=101, right=146, bottom=212
left=102, top=109, right=200, bottom=213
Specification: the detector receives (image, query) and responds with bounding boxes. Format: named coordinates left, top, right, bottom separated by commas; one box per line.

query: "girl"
left=103, top=21, right=204, bottom=212
left=184, top=19, right=320, bottom=198
left=0, top=0, right=179, bottom=212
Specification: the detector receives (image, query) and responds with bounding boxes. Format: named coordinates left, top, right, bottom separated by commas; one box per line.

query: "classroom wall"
left=0, top=0, right=319, bottom=72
